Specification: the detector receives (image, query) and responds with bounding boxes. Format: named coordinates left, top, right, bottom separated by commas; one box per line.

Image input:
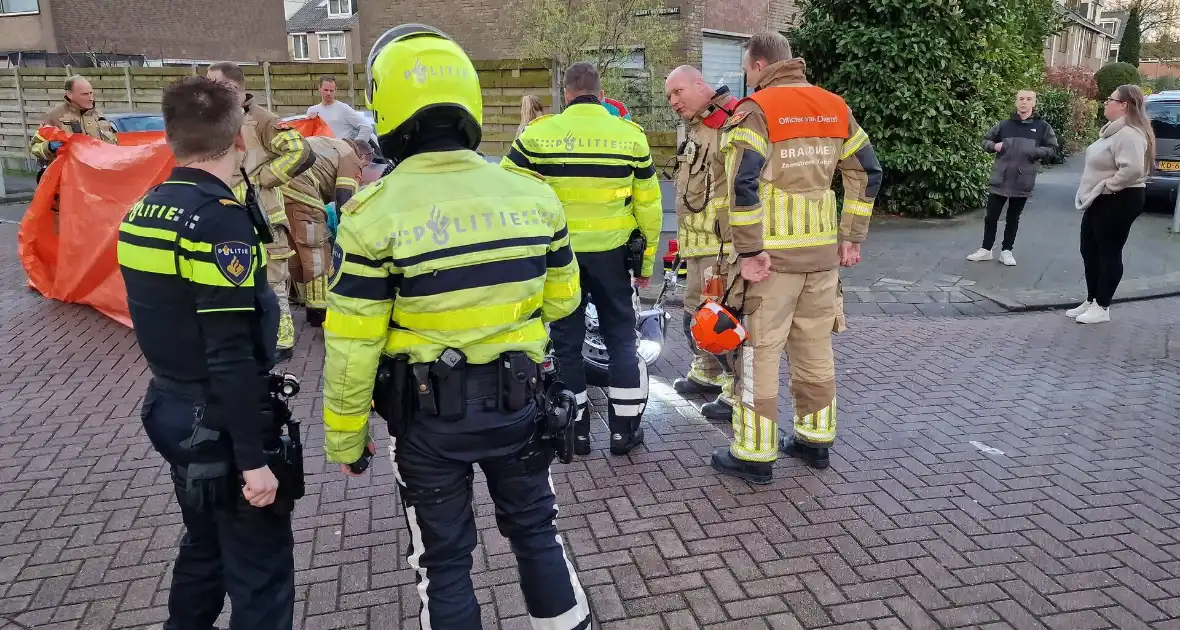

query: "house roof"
left=286, top=0, right=357, bottom=33
left=1053, top=2, right=1110, bottom=36
left=1100, top=10, right=1130, bottom=40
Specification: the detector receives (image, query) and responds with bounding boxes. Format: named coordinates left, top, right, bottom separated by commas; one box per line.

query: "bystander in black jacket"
left=983, top=113, right=1060, bottom=198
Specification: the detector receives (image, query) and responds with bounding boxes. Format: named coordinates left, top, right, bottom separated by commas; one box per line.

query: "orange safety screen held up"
left=17, top=116, right=333, bottom=328
left=745, top=85, right=850, bottom=143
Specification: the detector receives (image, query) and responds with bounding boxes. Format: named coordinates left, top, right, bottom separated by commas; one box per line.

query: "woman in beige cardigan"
left=1068, top=84, right=1156, bottom=324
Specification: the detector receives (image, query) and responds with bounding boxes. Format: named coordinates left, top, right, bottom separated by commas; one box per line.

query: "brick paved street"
left=4, top=219, right=1180, bottom=629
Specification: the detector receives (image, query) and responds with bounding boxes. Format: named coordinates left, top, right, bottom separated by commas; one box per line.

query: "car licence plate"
left=1160, top=161, right=1180, bottom=172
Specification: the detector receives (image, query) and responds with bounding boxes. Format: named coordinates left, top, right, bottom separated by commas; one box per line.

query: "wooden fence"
left=1, top=60, right=676, bottom=175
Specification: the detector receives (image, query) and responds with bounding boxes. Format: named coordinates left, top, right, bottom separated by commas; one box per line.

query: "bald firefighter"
left=29, top=74, right=118, bottom=168
left=279, top=136, right=369, bottom=326
left=664, top=65, right=740, bottom=416
left=207, top=62, right=315, bottom=362
left=711, top=32, right=882, bottom=482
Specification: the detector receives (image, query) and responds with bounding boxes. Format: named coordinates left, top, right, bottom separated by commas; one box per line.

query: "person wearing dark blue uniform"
left=117, top=76, right=294, bottom=630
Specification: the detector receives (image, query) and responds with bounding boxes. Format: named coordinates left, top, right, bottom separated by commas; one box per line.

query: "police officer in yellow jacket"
left=504, top=62, right=662, bottom=456
left=322, top=25, right=592, bottom=629
left=207, top=62, right=315, bottom=362
left=711, top=32, right=882, bottom=482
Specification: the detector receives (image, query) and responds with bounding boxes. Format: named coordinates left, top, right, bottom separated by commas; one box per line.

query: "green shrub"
left=1158, top=75, right=1180, bottom=92
left=790, top=0, right=1061, bottom=217
left=1037, top=89, right=1100, bottom=162
left=1095, top=62, right=1142, bottom=100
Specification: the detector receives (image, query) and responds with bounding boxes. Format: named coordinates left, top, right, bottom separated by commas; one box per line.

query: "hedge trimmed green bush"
left=1038, top=89, right=1099, bottom=162
left=791, top=0, right=1061, bottom=217
left=1095, top=62, right=1142, bottom=100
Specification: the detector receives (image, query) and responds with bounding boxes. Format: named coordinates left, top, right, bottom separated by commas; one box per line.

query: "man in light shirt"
left=306, top=75, right=372, bottom=143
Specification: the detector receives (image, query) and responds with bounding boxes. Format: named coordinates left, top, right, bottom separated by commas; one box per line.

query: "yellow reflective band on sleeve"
left=394, top=293, right=543, bottom=331
left=841, top=129, right=869, bottom=160
left=729, top=128, right=769, bottom=157
left=269, top=210, right=289, bottom=224
left=120, top=223, right=179, bottom=242
left=279, top=185, right=324, bottom=209
left=843, top=199, right=874, bottom=217
left=182, top=259, right=254, bottom=288
left=268, top=131, right=303, bottom=180
left=632, top=185, right=660, bottom=203
left=336, top=177, right=358, bottom=191
left=323, top=311, right=389, bottom=339
left=117, top=242, right=176, bottom=275
left=177, top=238, right=213, bottom=254
left=544, top=277, right=579, bottom=300
left=324, top=407, right=369, bottom=433
left=555, top=187, right=631, bottom=204
left=730, top=206, right=765, bottom=227
left=566, top=215, right=638, bottom=234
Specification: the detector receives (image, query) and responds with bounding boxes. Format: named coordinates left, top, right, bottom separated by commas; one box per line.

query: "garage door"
left=702, top=35, right=747, bottom=97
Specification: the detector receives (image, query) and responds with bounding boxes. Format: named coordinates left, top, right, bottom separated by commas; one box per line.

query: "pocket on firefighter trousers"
left=833, top=279, right=848, bottom=333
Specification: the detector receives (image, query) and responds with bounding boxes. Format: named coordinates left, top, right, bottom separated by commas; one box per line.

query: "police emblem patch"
left=327, top=242, right=345, bottom=290
left=214, top=241, right=253, bottom=286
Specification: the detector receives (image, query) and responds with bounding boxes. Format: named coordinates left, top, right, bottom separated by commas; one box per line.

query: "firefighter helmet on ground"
left=366, top=24, right=482, bottom=160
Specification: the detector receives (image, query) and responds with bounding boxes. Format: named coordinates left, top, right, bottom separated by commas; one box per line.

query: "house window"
left=317, top=32, right=347, bottom=60
left=327, top=0, right=351, bottom=17
left=291, top=34, right=309, bottom=60
left=0, top=0, right=39, bottom=14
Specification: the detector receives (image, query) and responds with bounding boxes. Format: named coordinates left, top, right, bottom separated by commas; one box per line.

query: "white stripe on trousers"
left=390, top=439, right=434, bottom=629
left=530, top=473, right=591, bottom=630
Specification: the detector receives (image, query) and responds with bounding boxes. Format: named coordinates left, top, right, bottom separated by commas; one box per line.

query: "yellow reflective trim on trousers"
left=844, top=199, right=873, bottom=217
left=566, top=215, right=637, bottom=233
left=555, top=187, right=631, bottom=204
left=117, top=242, right=176, bottom=274
left=730, top=206, right=764, bottom=227
left=633, top=185, right=660, bottom=203
left=544, top=277, right=579, bottom=300
left=728, top=128, right=769, bottom=157
left=120, top=223, right=178, bottom=242
left=841, top=129, right=869, bottom=160
left=383, top=319, right=547, bottom=357
left=324, top=407, right=369, bottom=433
left=794, top=398, right=836, bottom=444
left=280, top=186, right=324, bottom=209
left=394, top=293, right=543, bottom=331
left=731, top=406, right=777, bottom=462
left=323, top=311, right=388, bottom=339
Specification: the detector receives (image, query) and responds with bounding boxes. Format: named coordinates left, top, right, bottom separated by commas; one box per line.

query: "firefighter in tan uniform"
left=664, top=66, right=741, bottom=416
left=29, top=75, right=118, bottom=171
left=207, top=62, right=314, bottom=362
left=710, top=32, right=882, bottom=482
left=279, top=135, right=368, bottom=326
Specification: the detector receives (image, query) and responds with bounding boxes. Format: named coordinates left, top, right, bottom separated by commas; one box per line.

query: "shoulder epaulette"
left=340, top=180, right=383, bottom=216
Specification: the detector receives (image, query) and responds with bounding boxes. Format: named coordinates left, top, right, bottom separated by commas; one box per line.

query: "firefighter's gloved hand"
left=47, top=141, right=63, bottom=154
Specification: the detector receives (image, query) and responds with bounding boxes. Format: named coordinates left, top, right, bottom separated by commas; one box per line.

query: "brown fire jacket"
left=230, top=95, right=315, bottom=226
left=29, top=101, right=117, bottom=163
left=674, top=86, right=739, bottom=259
left=281, top=136, right=364, bottom=209
left=715, top=59, right=883, bottom=273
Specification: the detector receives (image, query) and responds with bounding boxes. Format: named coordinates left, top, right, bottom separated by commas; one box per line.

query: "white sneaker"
left=999, top=250, right=1016, bottom=266
left=1076, top=303, right=1110, bottom=324
left=967, top=248, right=993, bottom=262
left=1065, top=300, right=1093, bottom=318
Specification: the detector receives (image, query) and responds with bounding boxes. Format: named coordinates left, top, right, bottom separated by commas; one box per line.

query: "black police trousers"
left=550, top=245, right=648, bottom=433
left=139, top=381, right=295, bottom=630
left=391, top=397, right=591, bottom=629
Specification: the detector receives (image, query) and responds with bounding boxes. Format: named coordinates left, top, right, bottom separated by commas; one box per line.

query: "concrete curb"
left=1, top=192, right=34, bottom=204
left=967, top=283, right=1180, bottom=313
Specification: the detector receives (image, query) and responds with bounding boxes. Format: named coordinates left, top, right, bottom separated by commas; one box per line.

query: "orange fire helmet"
left=690, top=300, right=747, bottom=354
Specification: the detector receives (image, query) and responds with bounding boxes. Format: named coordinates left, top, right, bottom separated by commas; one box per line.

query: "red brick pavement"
left=4, top=221, right=1180, bottom=629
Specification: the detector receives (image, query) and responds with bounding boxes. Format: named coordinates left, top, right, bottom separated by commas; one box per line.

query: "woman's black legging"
left=1080, top=187, right=1146, bottom=308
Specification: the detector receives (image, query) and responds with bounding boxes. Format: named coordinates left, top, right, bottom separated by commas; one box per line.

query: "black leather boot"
left=779, top=434, right=830, bottom=470
left=608, top=419, right=644, bottom=455
left=710, top=448, right=773, bottom=485
left=275, top=347, right=293, bottom=364
left=306, top=308, right=326, bottom=328
left=701, top=397, right=733, bottom=422
left=573, top=407, right=591, bottom=456
left=673, top=377, right=723, bottom=395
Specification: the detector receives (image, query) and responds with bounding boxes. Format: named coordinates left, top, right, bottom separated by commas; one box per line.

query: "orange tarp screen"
left=18, top=116, right=333, bottom=328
